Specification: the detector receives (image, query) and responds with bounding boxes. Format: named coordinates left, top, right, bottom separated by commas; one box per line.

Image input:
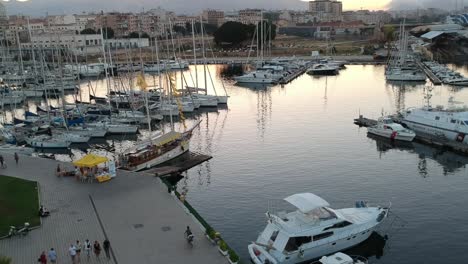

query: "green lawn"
left=0, top=176, right=40, bottom=237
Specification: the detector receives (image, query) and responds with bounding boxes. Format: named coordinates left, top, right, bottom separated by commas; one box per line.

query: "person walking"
left=93, top=241, right=101, bottom=260
left=75, top=240, right=82, bottom=263
left=68, top=244, right=77, bottom=264
left=0, top=154, right=5, bottom=168
left=84, top=239, right=91, bottom=260
left=103, top=239, right=111, bottom=260
left=48, top=248, right=57, bottom=263
left=39, top=251, right=47, bottom=264
left=14, top=152, right=18, bottom=165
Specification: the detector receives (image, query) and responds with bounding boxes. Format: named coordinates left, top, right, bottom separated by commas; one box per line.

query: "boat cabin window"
left=451, top=119, right=457, bottom=124
left=435, top=116, right=440, bottom=120
left=323, top=221, right=352, bottom=231
left=465, top=121, right=468, bottom=125
left=313, top=232, right=334, bottom=241
left=284, top=236, right=312, bottom=252
left=382, top=119, right=393, bottom=124
left=270, top=231, right=279, bottom=242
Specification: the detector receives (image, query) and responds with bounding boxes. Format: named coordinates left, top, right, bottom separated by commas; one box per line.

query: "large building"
left=202, top=9, right=225, bottom=26
left=308, top=0, right=342, bottom=21
left=342, top=10, right=392, bottom=25
left=238, top=9, right=263, bottom=25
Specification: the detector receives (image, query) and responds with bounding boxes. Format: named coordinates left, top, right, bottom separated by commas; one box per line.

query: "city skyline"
left=3, top=0, right=462, bottom=16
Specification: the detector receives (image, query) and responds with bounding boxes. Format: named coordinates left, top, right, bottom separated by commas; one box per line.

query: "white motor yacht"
left=444, top=77, right=468, bottom=87
left=54, top=132, right=90, bottom=144
left=385, top=68, right=426, bottom=82
left=367, top=117, right=416, bottom=142
left=248, top=193, right=389, bottom=264
left=234, top=70, right=279, bottom=84
left=87, top=121, right=139, bottom=135
left=402, top=106, right=468, bottom=144
left=307, top=64, right=339, bottom=76
left=26, top=135, right=71, bottom=149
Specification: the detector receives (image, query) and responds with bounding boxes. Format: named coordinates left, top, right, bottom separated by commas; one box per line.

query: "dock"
left=279, top=67, right=308, bottom=85
left=146, top=151, right=213, bottom=177
left=354, top=115, right=468, bottom=155
left=417, top=61, right=442, bottom=85
left=354, top=115, right=378, bottom=127
left=0, top=153, right=226, bottom=264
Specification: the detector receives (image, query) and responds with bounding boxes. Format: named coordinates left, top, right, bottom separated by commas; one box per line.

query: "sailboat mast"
left=191, top=20, right=198, bottom=88
left=200, top=16, right=207, bottom=95
left=100, top=27, right=112, bottom=122
left=138, top=18, right=152, bottom=132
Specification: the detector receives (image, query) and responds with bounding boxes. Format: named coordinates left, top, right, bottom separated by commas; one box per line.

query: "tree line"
left=79, top=20, right=278, bottom=47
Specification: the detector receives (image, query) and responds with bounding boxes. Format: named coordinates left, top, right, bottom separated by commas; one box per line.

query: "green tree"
left=128, top=32, right=150, bottom=38
left=213, top=21, right=253, bottom=46
left=0, top=255, right=12, bottom=264
left=80, top=28, right=96, bottom=35
left=97, top=27, right=115, bottom=39
left=173, top=25, right=187, bottom=35
left=382, top=25, right=396, bottom=56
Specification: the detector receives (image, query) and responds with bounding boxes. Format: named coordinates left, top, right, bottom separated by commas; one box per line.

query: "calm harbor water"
left=174, top=64, right=468, bottom=264
left=10, top=64, right=468, bottom=263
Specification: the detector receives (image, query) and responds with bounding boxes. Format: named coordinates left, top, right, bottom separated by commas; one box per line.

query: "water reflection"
left=368, top=134, right=468, bottom=176
left=344, top=232, right=387, bottom=260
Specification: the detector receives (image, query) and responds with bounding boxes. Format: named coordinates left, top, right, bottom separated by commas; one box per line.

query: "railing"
left=160, top=177, right=244, bottom=263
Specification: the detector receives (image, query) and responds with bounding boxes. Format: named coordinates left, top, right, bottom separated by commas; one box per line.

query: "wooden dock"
left=354, top=115, right=468, bottom=155
left=354, top=115, right=378, bottom=127
left=279, top=67, right=308, bottom=84
left=417, top=61, right=442, bottom=85
left=146, top=151, right=213, bottom=177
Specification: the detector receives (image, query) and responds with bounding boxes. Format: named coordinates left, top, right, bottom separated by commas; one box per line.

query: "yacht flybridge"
left=248, top=193, right=389, bottom=264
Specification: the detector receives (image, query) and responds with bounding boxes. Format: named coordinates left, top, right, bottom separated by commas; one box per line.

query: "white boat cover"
left=284, top=193, right=330, bottom=214
left=319, top=252, right=354, bottom=264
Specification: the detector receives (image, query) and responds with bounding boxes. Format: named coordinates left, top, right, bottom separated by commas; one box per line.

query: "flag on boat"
left=137, top=74, right=148, bottom=91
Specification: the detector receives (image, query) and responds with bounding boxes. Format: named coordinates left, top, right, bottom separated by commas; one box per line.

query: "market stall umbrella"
left=73, top=154, right=109, bottom=167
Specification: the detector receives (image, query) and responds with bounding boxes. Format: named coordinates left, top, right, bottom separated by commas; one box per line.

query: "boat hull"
left=367, top=128, right=415, bottom=142
left=249, top=226, right=378, bottom=264
left=129, top=140, right=189, bottom=171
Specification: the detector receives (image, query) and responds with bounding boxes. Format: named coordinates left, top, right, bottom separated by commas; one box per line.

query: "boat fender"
left=299, top=248, right=304, bottom=258
left=376, top=211, right=386, bottom=222
left=390, top=131, right=397, bottom=140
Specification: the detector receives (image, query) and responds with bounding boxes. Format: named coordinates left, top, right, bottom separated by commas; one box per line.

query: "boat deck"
left=146, top=151, right=213, bottom=177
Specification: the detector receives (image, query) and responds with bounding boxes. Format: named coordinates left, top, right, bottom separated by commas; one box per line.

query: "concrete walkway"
left=0, top=153, right=226, bottom=264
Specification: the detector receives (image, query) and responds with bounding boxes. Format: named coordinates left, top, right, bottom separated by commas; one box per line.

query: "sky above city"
left=2, top=0, right=464, bottom=16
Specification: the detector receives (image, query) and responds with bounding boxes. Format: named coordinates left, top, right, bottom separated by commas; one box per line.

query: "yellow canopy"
left=73, top=154, right=109, bottom=167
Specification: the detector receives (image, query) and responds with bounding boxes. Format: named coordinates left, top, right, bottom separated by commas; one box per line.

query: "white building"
left=21, top=32, right=102, bottom=55
left=21, top=32, right=149, bottom=55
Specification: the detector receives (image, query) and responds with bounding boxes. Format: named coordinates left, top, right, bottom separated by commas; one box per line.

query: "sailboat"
left=119, top=71, right=200, bottom=171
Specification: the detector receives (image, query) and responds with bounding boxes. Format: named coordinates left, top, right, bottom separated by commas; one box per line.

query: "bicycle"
left=0, top=163, right=6, bottom=169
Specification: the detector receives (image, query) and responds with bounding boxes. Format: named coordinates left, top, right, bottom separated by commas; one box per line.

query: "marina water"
left=176, top=64, right=468, bottom=264
left=12, top=64, right=468, bottom=263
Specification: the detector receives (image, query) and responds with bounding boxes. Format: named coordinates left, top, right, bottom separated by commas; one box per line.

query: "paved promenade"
left=0, top=153, right=226, bottom=264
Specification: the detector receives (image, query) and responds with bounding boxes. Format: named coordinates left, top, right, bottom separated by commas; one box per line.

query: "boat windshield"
left=382, top=118, right=393, bottom=124
left=304, top=207, right=337, bottom=220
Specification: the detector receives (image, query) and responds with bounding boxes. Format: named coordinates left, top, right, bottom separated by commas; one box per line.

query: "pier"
left=417, top=61, right=442, bottom=85
left=146, top=151, right=213, bottom=177
left=354, top=115, right=468, bottom=155
left=0, top=153, right=226, bottom=264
